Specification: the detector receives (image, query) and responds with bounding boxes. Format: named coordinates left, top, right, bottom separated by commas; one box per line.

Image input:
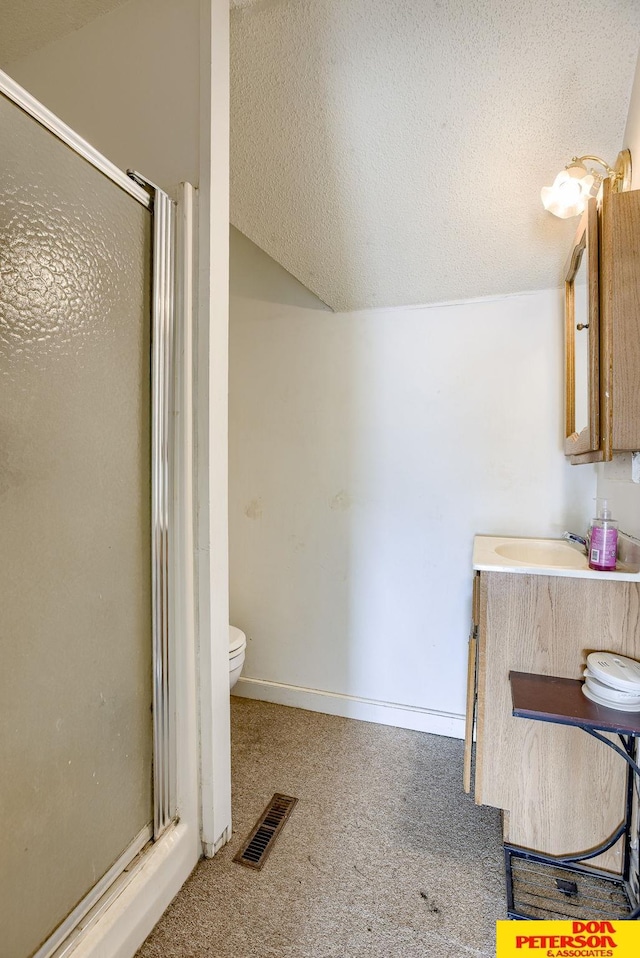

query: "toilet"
left=229, top=625, right=247, bottom=690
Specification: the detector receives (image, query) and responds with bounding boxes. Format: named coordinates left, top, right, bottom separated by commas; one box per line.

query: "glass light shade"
left=541, top=169, right=594, bottom=218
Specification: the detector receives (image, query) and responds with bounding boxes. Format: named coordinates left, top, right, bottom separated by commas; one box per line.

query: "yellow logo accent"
left=496, top=920, right=640, bottom=957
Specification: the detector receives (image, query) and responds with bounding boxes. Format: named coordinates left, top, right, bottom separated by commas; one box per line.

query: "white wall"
left=229, top=228, right=596, bottom=737
left=597, top=47, right=640, bottom=537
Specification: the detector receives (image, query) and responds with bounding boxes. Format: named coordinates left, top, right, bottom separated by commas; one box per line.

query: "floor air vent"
left=233, top=793, right=298, bottom=870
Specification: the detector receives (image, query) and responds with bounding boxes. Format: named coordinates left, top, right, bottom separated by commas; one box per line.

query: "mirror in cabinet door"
left=564, top=197, right=600, bottom=459
left=564, top=174, right=640, bottom=465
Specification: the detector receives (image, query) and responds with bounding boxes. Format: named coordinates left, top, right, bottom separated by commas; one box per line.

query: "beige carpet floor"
left=137, top=698, right=504, bottom=957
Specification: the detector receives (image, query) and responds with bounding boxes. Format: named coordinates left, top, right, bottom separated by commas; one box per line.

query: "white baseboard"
left=232, top=677, right=465, bottom=739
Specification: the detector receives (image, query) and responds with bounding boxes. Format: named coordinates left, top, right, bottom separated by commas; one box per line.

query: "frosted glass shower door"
left=0, top=90, right=155, bottom=957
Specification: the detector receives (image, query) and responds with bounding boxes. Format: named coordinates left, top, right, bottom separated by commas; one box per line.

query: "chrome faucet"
left=562, top=530, right=589, bottom=554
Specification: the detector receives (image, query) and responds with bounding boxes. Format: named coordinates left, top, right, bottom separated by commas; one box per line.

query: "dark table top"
left=509, top=671, right=640, bottom=735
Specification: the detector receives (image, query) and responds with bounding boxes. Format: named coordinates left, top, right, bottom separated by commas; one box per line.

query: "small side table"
left=505, top=671, right=640, bottom=921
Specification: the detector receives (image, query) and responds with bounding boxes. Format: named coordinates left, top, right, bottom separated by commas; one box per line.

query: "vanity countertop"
left=473, top=534, right=640, bottom=581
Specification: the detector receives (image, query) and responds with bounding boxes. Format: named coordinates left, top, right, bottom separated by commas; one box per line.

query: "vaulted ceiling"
left=2, top=1, right=639, bottom=313
left=231, top=0, right=640, bottom=310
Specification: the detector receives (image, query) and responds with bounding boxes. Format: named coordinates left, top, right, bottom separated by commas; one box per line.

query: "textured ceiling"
left=0, top=0, right=129, bottom=67
left=231, top=0, right=640, bottom=311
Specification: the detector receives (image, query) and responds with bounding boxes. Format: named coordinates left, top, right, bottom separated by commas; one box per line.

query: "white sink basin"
left=494, top=539, right=586, bottom=569
left=473, top=534, right=640, bottom=580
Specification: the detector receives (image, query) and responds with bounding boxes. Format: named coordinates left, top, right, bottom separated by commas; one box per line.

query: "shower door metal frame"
left=0, top=67, right=176, bottom=954
left=128, top=168, right=177, bottom=839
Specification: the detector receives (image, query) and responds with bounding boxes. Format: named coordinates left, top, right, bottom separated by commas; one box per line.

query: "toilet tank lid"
left=229, top=625, right=247, bottom=654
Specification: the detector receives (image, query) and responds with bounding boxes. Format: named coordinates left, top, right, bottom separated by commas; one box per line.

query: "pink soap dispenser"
left=588, top=498, right=618, bottom=572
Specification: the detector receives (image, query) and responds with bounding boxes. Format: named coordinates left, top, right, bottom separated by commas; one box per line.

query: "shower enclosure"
left=0, top=71, right=175, bottom=958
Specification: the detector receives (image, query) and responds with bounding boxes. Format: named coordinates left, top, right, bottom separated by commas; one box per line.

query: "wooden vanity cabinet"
left=567, top=179, right=640, bottom=464
left=466, top=570, right=640, bottom=872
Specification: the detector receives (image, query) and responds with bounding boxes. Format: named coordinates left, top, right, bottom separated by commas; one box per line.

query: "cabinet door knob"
left=576, top=323, right=589, bottom=330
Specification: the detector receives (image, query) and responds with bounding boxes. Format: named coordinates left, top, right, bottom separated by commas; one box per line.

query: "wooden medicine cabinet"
left=564, top=197, right=599, bottom=458
left=565, top=176, right=640, bottom=464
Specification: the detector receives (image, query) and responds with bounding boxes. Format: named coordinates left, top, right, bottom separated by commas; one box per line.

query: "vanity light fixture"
left=541, top=149, right=632, bottom=218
